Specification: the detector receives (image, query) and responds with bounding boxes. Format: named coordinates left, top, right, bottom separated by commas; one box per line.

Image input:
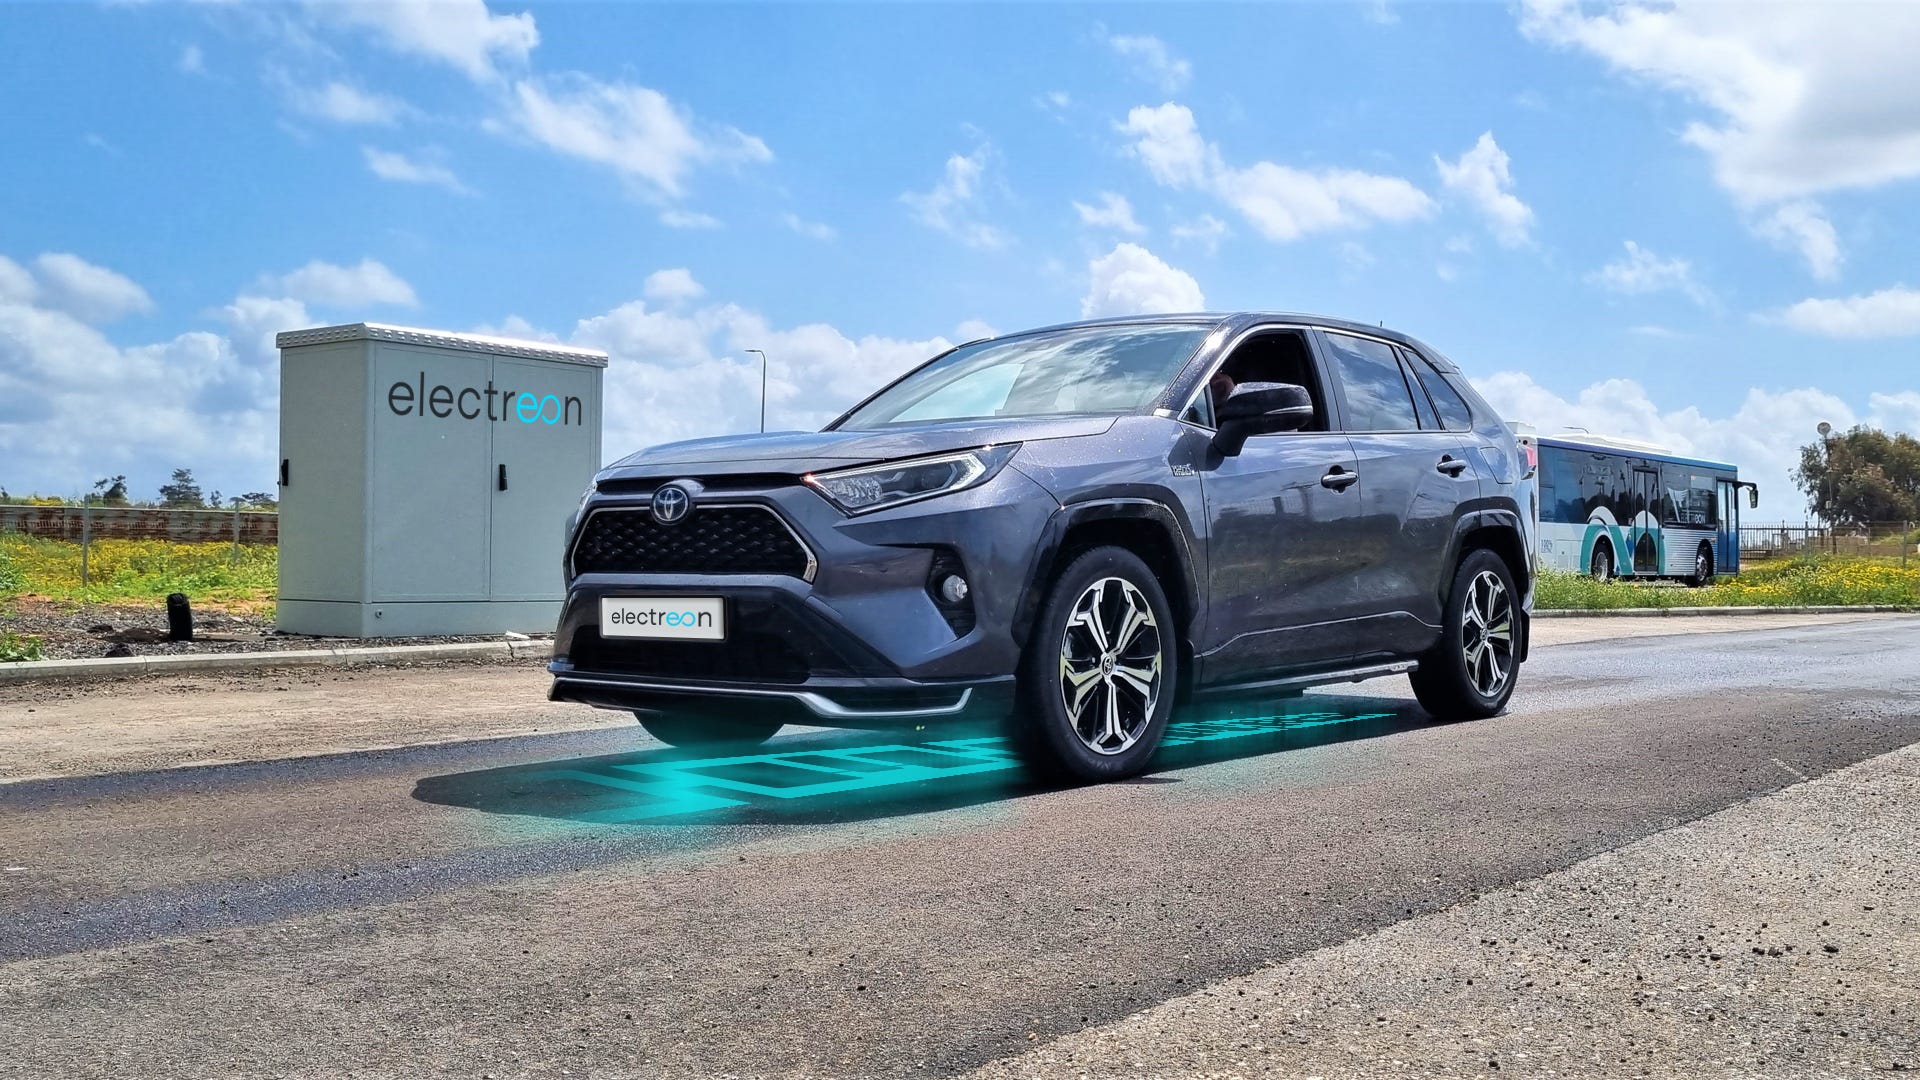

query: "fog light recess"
left=926, top=549, right=977, bottom=636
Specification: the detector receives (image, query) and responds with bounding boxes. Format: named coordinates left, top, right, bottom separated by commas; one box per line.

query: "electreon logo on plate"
left=386, top=372, right=584, bottom=427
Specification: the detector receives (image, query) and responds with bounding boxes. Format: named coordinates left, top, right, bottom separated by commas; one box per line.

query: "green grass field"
left=0, top=532, right=277, bottom=608
left=1536, top=555, right=1920, bottom=610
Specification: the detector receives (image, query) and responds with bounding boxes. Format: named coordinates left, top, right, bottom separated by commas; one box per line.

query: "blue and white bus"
left=1525, top=432, right=1759, bottom=585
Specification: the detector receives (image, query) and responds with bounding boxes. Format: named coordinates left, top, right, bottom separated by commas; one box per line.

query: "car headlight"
left=805, top=445, right=1018, bottom=515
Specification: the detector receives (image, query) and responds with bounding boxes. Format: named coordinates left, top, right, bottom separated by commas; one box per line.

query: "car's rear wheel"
left=636, top=710, right=783, bottom=750
left=1011, top=546, right=1178, bottom=782
left=1410, top=549, right=1520, bottom=721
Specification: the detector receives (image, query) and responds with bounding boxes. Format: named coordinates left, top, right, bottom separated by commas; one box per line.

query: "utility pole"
left=746, top=349, right=768, bottom=433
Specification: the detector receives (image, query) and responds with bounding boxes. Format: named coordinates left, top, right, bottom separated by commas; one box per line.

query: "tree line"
left=0, top=470, right=276, bottom=510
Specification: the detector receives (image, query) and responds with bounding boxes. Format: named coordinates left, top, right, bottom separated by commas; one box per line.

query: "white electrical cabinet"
left=275, top=323, right=607, bottom=637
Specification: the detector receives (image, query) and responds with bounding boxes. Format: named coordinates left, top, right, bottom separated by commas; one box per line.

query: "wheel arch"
left=1015, top=499, right=1200, bottom=696
left=1445, top=511, right=1532, bottom=663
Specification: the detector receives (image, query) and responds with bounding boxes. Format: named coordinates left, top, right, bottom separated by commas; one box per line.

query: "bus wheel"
left=1688, top=543, right=1714, bottom=588
left=1589, top=540, right=1615, bottom=581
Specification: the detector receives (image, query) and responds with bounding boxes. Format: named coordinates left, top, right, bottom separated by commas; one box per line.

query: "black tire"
left=636, top=710, right=783, bottom=750
left=1688, top=543, right=1714, bottom=588
left=1588, top=538, right=1615, bottom=581
left=1410, top=549, right=1520, bottom=721
left=1010, top=546, right=1179, bottom=783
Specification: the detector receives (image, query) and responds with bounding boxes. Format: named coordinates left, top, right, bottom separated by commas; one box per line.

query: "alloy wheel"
left=1460, top=570, right=1514, bottom=698
left=1058, top=576, right=1163, bottom=755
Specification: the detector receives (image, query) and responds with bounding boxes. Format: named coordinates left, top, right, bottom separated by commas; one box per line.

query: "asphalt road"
left=3, top=617, right=1918, bottom=1078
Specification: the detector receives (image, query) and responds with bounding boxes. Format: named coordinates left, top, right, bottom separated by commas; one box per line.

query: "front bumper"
left=548, top=466, right=1057, bottom=727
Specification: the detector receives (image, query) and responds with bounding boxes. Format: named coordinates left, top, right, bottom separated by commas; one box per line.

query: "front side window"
left=834, top=325, right=1210, bottom=430
left=1322, top=332, right=1418, bottom=432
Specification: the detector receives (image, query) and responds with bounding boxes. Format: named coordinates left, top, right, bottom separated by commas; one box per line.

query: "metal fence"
left=1739, top=521, right=1918, bottom=565
left=0, top=505, right=279, bottom=588
left=0, top=504, right=278, bottom=544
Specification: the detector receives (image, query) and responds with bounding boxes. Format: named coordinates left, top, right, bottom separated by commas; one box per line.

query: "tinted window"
left=1409, top=354, right=1474, bottom=430
left=1322, top=332, right=1418, bottom=431
left=1401, top=355, right=1440, bottom=430
left=836, top=325, right=1208, bottom=429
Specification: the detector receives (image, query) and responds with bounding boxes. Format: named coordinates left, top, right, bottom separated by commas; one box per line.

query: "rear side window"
left=1407, top=352, right=1474, bottom=430
left=1322, top=332, right=1418, bottom=432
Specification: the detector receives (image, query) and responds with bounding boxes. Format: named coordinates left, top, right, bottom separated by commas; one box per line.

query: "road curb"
left=1533, top=605, right=1910, bottom=619
left=0, top=639, right=552, bottom=682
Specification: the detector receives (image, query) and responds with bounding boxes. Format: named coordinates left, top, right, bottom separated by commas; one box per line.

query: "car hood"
left=600, top=415, right=1118, bottom=480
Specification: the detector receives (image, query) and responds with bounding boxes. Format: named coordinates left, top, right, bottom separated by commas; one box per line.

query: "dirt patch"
left=0, top=597, right=542, bottom=661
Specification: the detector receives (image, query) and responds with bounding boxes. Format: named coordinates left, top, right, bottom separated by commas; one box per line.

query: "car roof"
left=977, top=312, right=1457, bottom=371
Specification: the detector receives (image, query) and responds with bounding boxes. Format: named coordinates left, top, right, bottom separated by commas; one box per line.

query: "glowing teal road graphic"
left=518, top=710, right=1394, bottom=824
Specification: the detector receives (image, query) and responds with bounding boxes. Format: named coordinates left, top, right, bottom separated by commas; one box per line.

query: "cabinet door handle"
left=498, top=464, right=508, bottom=491
left=279, top=459, right=289, bottom=487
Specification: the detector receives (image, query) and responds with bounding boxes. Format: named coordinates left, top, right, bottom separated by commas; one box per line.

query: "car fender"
left=1012, top=497, right=1202, bottom=650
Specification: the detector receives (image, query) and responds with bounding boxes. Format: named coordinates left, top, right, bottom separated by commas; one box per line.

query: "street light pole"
left=746, top=349, right=768, bottom=433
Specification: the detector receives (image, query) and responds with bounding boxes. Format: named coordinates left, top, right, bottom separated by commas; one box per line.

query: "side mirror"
left=1213, top=382, right=1314, bottom=456
left=1748, top=486, right=1759, bottom=510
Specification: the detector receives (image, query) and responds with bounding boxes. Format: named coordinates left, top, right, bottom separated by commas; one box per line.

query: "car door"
left=1195, top=328, right=1361, bottom=685
left=1316, top=330, right=1478, bottom=661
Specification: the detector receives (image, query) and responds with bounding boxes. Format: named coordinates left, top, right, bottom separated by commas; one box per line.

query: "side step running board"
left=1200, top=660, right=1417, bottom=699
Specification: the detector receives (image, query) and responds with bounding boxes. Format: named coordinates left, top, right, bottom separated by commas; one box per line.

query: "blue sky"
left=3, top=1, right=1917, bottom=515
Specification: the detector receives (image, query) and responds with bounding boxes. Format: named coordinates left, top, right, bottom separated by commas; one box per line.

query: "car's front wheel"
left=1409, top=549, right=1520, bottom=720
left=1011, top=546, right=1178, bottom=782
left=636, top=710, right=783, bottom=750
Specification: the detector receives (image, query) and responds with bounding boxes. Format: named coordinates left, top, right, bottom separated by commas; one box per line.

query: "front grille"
left=572, top=506, right=812, bottom=579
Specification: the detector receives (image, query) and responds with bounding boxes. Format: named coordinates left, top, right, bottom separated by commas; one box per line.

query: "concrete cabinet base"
left=275, top=323, right=607, bottom=638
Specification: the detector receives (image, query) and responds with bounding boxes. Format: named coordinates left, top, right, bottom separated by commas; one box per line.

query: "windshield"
left=833, top=324, right=1211, bottom=430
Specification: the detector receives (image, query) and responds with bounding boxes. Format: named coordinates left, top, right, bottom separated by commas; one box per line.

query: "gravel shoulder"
left=0, top=596, right=544, bottom=660
left=970, top=742, right=1920, bottom=1080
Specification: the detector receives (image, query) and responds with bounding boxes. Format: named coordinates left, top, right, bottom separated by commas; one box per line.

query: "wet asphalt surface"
left=2, top=618, right=1918, bottom=1077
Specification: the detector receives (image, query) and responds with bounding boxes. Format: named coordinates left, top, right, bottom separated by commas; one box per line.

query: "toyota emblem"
left=651, top=483, right=692, bottom=524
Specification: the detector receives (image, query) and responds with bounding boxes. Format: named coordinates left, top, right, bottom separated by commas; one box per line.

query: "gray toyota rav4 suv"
left=551, top=313, right=1532, bottom=781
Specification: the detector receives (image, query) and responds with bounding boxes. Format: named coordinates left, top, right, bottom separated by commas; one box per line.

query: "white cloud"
left=178, top=44, right=205, bottom=76
left=1475, top=370, right=1918, bottom=517
left=469, top=315, right=558, bottom=343
left=659, top=209, right=721, bottom=230
left=265, top=259, right=418, bottom=309
left=1435, top=132, right=1534, bottom=247
left=1587, top=241, right=1712, bottom=306
left=501, top=75, right=772, bottom=201
left=1752, top=201, right=1840, bottom=280
left=1519, top=0, right=1920, bottom=206
left=902, top=144, right=1009, bottom=250
left=1170, top=214, right=1228, bottom=255
left=307, top=0, right=538, bottom=82
left=1105, top=33, right=1192, bottom=93
left=1337, top=241, right=1375, bottom=276
left=32, top=253, right=155, bottom=323
left=362, top=147, right=473, bottom=195
left=641, top=268, right=704, bottom=306
left=568, top=294, right=956, bottom=442
left=0, top=256, right=36, bottom=305
left=287, top=81, right=413, bottom=126
left=1036, top=90, right=1073, bottom=119
left=1772, top=286, right=1920, bottom=339
left=781, top=213, right=836, bottom=241
left=1121, top=103, right=1433, bottom=242
left=219, top=293, right=311, bottom=366
left=954, top=318, right=997, bottom=341
left=1363, top=0, right=1400, bottom=26
left=1, top=276, right=276, bottom=499
left=1072, top=192, right=1145, bottom=235
left=1081, top=242, right=1205, bottom=318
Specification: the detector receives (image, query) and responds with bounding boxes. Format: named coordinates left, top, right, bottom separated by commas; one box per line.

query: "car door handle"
left=1321, top=466, right=1359, bottom=491
left=1436, top=456, right=1468, bottom=476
